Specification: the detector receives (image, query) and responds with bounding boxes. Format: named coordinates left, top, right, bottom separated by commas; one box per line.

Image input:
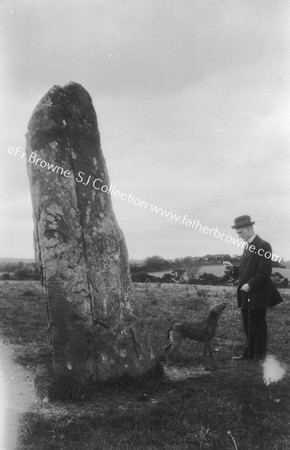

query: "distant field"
left=147, top=270, right=169, bottom=277
left=271, top=267, right=290, bottom=278
left=147, top=267, right=226, bottom=278
left=149, top=265, right=290, bottom=279
left=199, top=265, right=290, bottom=279
left=199, top=265, right=225, bottom=276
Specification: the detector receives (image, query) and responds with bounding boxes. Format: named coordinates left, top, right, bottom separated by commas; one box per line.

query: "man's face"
left=235, top=227, right=252, bottom=241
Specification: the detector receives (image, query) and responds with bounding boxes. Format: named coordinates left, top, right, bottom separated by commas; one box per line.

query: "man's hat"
left=231, top=215, right=255, bottom=229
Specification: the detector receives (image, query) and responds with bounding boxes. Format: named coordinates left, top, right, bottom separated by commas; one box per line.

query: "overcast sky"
left=1, top=0, right=290, bottom=261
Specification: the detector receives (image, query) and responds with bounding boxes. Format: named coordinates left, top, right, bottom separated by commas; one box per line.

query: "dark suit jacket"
left=231, top=235, right=283, bottom=310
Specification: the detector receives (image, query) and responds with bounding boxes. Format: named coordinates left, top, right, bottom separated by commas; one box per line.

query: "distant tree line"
left=0, top=255, right=287, bottom=286
left=130, top=270, right=232, bottom=286
left=0, top=261, right=40, bottom=280
left=129, top=255, right=288, bottom=287
left=130, top=254, right=284, bottom=275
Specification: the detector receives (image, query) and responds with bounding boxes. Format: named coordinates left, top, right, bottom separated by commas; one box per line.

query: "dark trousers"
left=241, top=309, right=267, bottom=359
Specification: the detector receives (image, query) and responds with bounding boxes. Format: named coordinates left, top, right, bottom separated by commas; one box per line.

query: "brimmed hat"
left=231, top=215, right=255, bottom=229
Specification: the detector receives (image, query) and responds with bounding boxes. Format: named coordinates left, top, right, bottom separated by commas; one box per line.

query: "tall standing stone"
left=26, top=82, right=155, bottom=384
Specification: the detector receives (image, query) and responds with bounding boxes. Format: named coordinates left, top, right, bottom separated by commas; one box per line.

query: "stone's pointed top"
left=27, top=82, right=97, bottom=138
left=34, top=84, right=61, bottom=104
left=63, top=82, right=95, bottom=110
left=64, top=81, right=82, bottom=88
left=63, top=81, right=89, bottom=92
left=50, top=84, right=64, bottom=92
left=36, top=82, right=88, bottom=99
left=27, top=85, right=62, bottom=131
left=31, top=82, right=92, bottom=112
left=61, top=82, right=98, bottom=140
left=41, top=82, right=87, bottom=93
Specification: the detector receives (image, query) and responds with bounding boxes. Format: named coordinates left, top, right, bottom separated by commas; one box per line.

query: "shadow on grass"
left=35, top=361, right=167, bottom=402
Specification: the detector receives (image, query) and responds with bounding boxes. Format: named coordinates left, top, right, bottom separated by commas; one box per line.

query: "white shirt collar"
left=247, top=234, right=256, bottom=244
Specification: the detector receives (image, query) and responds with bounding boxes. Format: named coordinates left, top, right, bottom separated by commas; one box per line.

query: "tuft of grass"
left=22, top=289, right=36, bottom=297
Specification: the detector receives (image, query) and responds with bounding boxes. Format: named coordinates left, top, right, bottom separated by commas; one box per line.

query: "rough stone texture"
left=26, top=82, right=155, bottom=384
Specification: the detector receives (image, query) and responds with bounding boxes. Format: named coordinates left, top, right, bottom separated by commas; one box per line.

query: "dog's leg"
left=166, top=341, right=181, bottom=363
left=165, top=331, right=182, bottom=363
left=164, top=342, right=172, bottom=353
left=208, top=340, right=213, bottom=358
left=203, top=338, right=213, bottom=358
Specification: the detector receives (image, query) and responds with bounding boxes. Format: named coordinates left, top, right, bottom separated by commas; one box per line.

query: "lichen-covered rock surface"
left=26, top=82, right=155, bottom=383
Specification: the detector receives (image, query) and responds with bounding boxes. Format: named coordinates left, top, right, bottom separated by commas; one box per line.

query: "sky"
left=0, top=0, right=290, bottom=262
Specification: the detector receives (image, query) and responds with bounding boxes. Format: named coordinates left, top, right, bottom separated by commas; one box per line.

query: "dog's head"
left=210, top=302, right=226, bottom=317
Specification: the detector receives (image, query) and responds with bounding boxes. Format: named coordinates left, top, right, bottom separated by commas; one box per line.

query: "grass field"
left=0, top=281, right=289, bottom=449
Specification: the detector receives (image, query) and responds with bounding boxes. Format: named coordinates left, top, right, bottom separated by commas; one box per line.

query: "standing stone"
left=26, top=82, right=155, bottom=384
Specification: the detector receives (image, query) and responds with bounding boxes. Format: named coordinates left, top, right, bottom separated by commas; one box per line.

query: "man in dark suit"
left=224, top=215, right=283, bottom=361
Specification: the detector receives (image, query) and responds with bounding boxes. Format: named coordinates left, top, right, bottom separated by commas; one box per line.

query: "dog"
left=164, top=302, right=226, bottom=362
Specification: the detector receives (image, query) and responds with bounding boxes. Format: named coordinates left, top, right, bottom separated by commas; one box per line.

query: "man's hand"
left=241, top=283, right=250, bottom=292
